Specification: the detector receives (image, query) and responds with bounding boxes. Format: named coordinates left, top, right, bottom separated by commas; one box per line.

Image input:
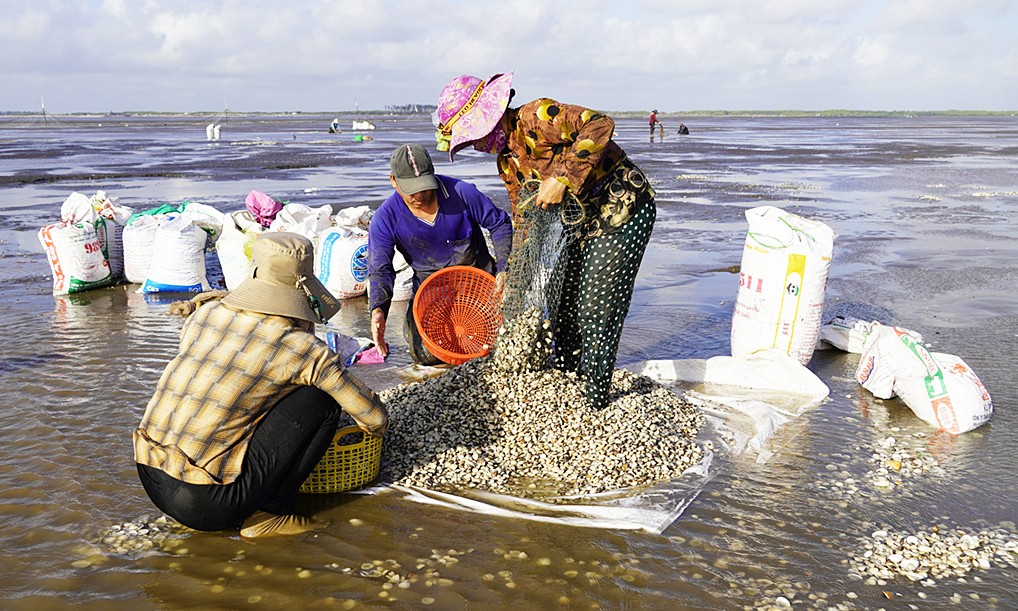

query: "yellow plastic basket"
left=300, top=426, right=383, bottom=494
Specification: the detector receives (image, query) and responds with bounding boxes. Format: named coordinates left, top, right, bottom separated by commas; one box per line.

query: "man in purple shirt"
left=368, top=143, right=512, bottom=364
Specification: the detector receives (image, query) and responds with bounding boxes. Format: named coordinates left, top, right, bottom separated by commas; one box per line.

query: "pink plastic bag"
left=353, top=346, right=386, bottom=365
left=245, top=190, right=283, bottom=228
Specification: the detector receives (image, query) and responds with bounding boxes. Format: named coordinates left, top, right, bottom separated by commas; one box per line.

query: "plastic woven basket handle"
left=332, top=425, right=374, bottom=448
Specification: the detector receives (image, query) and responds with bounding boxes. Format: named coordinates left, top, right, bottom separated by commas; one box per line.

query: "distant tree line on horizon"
left=383, top=104, right=438, bottom=114
left=1, top=107, right=1013, bottom=118
left=625, top=109, right=1017, bottom=118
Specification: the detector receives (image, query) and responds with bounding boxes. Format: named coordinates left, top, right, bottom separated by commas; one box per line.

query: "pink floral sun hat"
left=434, top=72, right=514, bottom=160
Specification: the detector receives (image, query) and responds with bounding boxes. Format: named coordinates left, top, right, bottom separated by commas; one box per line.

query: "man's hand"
left=493, top=271, right=508, bottom=304
left=370, top=307, right=389, bottom=358
left=536, top=178, right=567, bottom=209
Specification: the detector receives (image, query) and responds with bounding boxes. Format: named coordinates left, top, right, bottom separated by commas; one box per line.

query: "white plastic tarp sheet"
left=372, top=349, right=829, bottom=533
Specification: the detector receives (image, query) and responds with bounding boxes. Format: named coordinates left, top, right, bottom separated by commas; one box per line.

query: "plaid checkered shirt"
left=133, top=302, right=388, bottom=485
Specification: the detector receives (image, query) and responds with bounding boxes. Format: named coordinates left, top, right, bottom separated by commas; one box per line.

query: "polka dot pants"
left=556, top=196, right=656, bottom=410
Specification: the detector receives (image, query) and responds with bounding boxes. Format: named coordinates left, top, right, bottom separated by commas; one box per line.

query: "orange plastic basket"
left=412, top=265, right=502, bottom=365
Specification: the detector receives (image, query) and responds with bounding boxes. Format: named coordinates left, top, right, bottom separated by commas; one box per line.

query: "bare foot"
left=240, top=511, right=324, bottom=538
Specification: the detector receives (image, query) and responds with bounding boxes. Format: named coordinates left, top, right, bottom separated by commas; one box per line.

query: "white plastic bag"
left=855, top=324, right=992, bottom=433
left=316, top=227, right=369, bottom=299
left=217, top=210, right=264, bottom=290
left=731, top=206, right=836, bottom=365
left=632, top=350, right=828, bottom=465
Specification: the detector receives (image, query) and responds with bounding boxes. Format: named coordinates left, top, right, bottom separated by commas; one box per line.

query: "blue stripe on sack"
left=319, top=232, right=339, bottom=284
left=140, top=280, right=204, bottom=293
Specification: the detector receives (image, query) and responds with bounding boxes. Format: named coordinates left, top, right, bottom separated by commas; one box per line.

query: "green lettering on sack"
left=924, top=369, right=949, bottom=399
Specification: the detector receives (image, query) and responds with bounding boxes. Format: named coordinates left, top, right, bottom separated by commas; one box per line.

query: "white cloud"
left=2, top=0, right=1015, bottom=112
left=852, top=37, right=892, bottom=67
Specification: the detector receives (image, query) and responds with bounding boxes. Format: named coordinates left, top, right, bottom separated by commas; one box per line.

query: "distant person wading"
left=649, top=109, right=660, bottom=136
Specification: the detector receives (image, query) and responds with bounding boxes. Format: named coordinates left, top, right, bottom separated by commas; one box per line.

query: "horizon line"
left=2, top=109, right=1016, bottom=117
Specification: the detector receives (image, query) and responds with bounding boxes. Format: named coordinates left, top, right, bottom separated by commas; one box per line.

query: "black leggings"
left=556, top=198, right=656, bottom=410
left=137, top=386, right=342, bottom=531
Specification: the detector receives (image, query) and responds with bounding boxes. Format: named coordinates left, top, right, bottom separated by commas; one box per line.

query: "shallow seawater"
left=1, top=113, right=1017, bottom=609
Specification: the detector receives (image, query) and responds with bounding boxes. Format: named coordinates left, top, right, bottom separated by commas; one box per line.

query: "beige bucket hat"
left=222, top=232, right=340, bottom=324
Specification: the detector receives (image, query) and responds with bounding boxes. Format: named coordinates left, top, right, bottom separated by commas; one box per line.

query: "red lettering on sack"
left=857, top=356, right=875, bottom=383
left=949, top=362, right=991, bottom=402
left=40, top=226, right=66, bottom=291
left=739, top=273, right=764, bottom=293
left=931, top=396, right=957, bottom=432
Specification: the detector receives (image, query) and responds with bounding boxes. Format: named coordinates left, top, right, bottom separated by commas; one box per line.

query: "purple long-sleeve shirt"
left=368, top=175, right=512, bottom=316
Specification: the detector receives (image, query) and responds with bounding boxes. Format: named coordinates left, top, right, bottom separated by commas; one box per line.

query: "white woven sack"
left=91, top=217, right=123, bottom=280
left=139, top=215, right=211, bottom=293
left=87, top=191, right=133, bottom=280
left=333, top=205, right=373, bottom=232
left=894, top=352, right=993, bottom=434
left=217, top=210, right=264, bottom=290
left=90, top=191, right=133, bottom=224
left=855, top=324, right=992, bottom=433
left=817, top=316, right=887, bottom=354
left=637, top=348, right=830, bottom=408
left=122, top=215, right=165, bottom=283
left=180, top=202, right=225, bottom=248
left=60, top=192, right=95, bottom=223
left=37, top=221, right=114, bottom=295
left=365, top=250, right=413, bottom=303
left=317, top=227, right=369, bottom=299
left=268, top=203, right=333, bottom=251
left=854, top=324, right=923, bottom=399
left=392, top=250, right=414, bottom=302
left=730, top=206, right=835, bottom=365
left=58, top=191, right=125, bottom=281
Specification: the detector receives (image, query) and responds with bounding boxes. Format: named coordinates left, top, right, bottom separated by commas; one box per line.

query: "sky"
left=3, top=0, right=1017, bottom=114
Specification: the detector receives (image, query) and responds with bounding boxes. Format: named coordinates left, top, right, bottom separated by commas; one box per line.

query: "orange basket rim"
left=412, top=265, right=500, bottom=365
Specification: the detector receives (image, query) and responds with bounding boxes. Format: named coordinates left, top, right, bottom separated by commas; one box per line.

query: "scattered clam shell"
left=92, top=516, right=190, bottom=555
left=848, top=524, right=1018, bottom=585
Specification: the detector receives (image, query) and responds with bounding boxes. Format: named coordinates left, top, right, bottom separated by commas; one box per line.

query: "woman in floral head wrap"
left=435, top=72, right=656, bottom=411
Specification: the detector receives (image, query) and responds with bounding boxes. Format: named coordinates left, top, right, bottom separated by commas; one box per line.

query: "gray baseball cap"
left=390, top=143, right=439, bottom=195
